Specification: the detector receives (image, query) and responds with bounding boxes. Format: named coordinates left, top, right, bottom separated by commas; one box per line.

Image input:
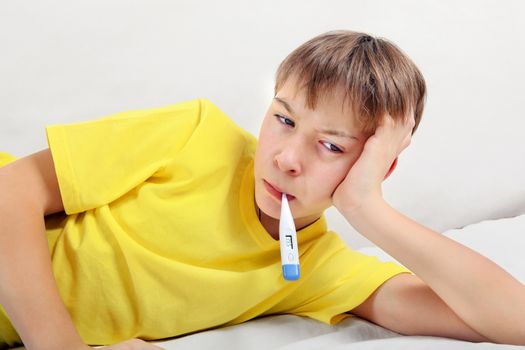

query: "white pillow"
left=357, top=214, right=525, bottom=284
left=381, top=102, right=525, bottom=234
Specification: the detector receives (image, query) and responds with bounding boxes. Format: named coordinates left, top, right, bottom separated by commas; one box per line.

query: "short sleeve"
left=46, top=99, right=205, bottom=214
left=281, top=233, right=411, bottom=325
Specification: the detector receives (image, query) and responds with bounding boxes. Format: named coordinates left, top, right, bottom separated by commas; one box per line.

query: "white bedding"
left=154, top=316, right=524, bottom=350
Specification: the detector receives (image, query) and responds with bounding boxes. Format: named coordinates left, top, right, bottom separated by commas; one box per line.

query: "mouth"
left=263, top=180, right=296, bottom=202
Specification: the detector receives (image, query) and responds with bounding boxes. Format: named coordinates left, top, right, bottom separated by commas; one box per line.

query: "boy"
left=1, top=30, right=524, bottom=350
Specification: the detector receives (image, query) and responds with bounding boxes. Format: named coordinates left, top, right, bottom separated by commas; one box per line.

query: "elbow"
left=495, top=332, right=525, bottom=346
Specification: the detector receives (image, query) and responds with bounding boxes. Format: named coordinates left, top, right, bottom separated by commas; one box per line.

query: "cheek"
left=314, top=155, right=359, bottom=195
left=256, top=118, right=280, bottom=158
left=254, top=125, right=276, bottom=175
left=255, top=134, right=272, bottom=164
left=321, top=166, right=347, bottom=193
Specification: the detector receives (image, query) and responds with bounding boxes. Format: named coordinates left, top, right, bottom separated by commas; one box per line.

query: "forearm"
left=343, top=197, right=525, bottom=344
left=0, top=201, right=88, bottom=349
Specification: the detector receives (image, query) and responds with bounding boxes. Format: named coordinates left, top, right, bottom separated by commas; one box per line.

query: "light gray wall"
left=2, top=0, right=524, bottom=248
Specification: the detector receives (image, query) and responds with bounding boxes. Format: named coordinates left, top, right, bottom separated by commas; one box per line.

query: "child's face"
left=254, top=77, right=368, bottom=225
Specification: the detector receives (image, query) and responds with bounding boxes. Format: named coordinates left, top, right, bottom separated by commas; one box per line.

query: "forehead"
left=276, top=77, right=348, bottom=110
left=274, top=77, right=366, bottom=135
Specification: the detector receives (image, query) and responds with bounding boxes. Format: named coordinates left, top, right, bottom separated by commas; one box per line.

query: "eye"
left=320, top=141, right=344, bottom=153
left=275, top=114, right=295, bottom=127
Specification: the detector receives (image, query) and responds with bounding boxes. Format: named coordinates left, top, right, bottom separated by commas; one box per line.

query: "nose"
left=273, top=138, right=303, bottom=176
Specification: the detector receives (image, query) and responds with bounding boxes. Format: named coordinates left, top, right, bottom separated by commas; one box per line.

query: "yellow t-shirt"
left=0, top=99, right=409, bottom=348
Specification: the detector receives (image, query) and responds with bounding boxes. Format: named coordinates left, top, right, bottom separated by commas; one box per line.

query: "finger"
left=103, top=338, right=165, bottom=350
left=401, top=133, right=412, bottom=151
left=405, top=108, right=416, bottom=134
left=372, top=114, right=395, bottom=139
left=380, top=113, right=412, bottom=135
left=132, top=338, right=165, bottom=350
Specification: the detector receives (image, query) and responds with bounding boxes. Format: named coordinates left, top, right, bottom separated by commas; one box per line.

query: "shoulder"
left=197, top=99, right=241, bottom=129
left=0, top=149, right=64, bottom=216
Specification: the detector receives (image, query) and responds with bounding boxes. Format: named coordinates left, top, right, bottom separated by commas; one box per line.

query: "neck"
left=258, top=207, right=280, bottom=240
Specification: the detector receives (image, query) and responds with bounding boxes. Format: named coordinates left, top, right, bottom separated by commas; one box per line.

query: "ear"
left=383, top=158, right=398, bottom=180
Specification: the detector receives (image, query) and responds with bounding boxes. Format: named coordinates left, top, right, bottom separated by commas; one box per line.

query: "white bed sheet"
left=12, top=214, right=525, bottom=349
left=16, top=315, right=523, bottom=350
left=153, top=315, right=524, bottom=350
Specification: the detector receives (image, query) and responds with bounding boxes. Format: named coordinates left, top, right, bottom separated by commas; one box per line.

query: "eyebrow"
left=273, top=97, right=359, bottom=141
left=274, top=97, right=295, bottom=115
left=318, top=128, right=358, bottom=141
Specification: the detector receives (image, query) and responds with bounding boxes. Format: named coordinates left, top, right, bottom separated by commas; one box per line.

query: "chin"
left=254, top=187, right=281, bottom=219
left=255, top=196, right=279, bottom=220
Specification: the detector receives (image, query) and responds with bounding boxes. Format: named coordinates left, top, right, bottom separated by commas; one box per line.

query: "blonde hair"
left=275, top=30, right=426, bottom=133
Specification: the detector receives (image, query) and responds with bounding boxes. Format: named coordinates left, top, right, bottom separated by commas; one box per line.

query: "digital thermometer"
left=279, top=193, right=300, bottom=281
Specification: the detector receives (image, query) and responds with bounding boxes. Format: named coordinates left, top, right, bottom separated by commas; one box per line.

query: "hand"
left=94, top=338, right=166, bottom=350
left=332, top=112, right=414, bottom=214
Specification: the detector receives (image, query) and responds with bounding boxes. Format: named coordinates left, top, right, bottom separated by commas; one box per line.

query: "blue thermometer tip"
left=282, top=264, right=300, bottom=280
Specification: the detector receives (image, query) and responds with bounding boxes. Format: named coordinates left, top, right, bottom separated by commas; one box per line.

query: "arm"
left=0, top=149, right=164, bottom=350
left=347, top=196, right=525, bottom=344
left=0, top=149, right=87, bottom=350
left=352, top=273, right=488, bottom=342
left=333, top=116, right=525, bottom=345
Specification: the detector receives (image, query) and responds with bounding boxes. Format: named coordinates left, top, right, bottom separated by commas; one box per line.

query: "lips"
left=263, top=180, right=296, bottom=201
